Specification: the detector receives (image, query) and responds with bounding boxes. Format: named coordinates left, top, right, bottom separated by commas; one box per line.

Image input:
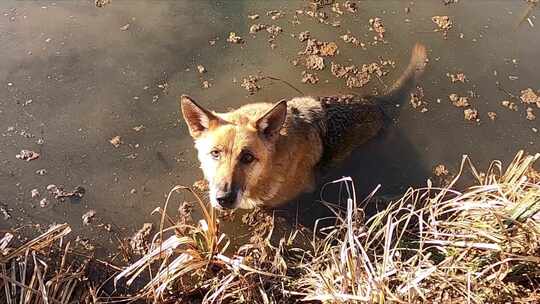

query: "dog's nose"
left=216, top=190, right=236, bottom=209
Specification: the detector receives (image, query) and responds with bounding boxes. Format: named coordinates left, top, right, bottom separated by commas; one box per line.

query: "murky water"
left=0, top=1, right=538, bottom=255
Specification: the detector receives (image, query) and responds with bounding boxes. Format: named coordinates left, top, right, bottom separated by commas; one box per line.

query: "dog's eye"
left=240, top=152, right=255, bottom=164
left=210, top=150, right=221, bottom=160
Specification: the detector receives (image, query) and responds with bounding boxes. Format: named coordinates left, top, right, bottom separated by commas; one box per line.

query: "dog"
left=181, top=43, right=427, bottom=209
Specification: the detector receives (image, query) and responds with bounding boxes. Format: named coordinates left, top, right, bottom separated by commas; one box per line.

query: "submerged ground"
left=0, top=1, right=539, bottom=257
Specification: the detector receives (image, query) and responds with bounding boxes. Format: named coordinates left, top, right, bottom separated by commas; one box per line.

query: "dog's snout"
left=215, top=189, right=237, bottom=208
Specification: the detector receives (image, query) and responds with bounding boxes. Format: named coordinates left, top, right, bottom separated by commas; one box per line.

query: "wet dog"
left=181, top=43, right=427, bottom=209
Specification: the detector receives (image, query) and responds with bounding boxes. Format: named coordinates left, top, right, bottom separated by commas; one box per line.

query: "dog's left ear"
left=180, top=95, right=220, bottom=138
left=255, top=99, right=287, bottom=139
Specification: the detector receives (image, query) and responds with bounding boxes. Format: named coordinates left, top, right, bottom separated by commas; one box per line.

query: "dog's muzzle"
left=215, top=190, right=237, bottom=208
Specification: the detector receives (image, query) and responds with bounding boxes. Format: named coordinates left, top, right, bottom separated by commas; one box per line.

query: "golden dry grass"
left=2, top=151, right=539, bottom=303
left=291, top=151, right=540, bottom=303
left=0, top=224, right=106, bottom=304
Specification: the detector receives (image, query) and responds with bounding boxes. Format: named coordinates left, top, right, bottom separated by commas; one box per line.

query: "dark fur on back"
left=318, top=95, right=383, bottom=164
left=315, top=43, right=428, bottom=165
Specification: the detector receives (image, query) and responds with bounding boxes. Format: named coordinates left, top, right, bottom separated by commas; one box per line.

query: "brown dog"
left=181, top=43, right=427, bottom=209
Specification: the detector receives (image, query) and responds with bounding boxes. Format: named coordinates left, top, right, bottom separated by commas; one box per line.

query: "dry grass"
left=3, top=151, right=540, bottom=303
left=292, top=151, right=540, bottom=303
left=114, top=186, right=294, bottom=303
left=0, top=224, right=108, bottom=303
left=118, top=151, right=540, bottom=303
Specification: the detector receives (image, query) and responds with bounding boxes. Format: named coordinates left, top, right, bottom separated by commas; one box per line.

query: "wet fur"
left=181, top=43, right=427, bottom=209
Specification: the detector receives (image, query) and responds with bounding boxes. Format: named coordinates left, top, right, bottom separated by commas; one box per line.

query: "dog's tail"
left=378, top=43, right=427, bottom=117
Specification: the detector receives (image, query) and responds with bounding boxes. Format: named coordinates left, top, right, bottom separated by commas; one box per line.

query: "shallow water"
left=0, top=1, right=538, bottom=255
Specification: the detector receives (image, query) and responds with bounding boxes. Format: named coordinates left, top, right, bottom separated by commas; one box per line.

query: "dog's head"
left=180, top=95, right=287, bottom=209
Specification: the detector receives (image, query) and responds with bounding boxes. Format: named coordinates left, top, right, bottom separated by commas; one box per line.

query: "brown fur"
left=181, top=43, right=427, bottom=209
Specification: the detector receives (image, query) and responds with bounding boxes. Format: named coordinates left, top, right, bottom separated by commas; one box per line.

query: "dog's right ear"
left=180, top=95, right=220, bottom=138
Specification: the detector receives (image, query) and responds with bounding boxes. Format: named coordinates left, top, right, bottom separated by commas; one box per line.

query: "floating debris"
left=432, top=16, right=453, bottom=30
left=47, top=184, right=85, bottom=200
left=31, top=189, right=40, bottom=198
left=16, top=150, right=40, bottom=161
left=120, top=24, right=130, bottom=31
left=447, top=72, right=467, bottom=83
left=266, top=10, right=284, bottom=20
left=197, top=65, right=206, bottom=74
left=332, top=2, right=344, bottom=15
left=240, top=75, right=262, bottom=94
left=249, top=23, right=267, bottom=33
left=501, top=100, right=518, bottom=111
left=39, top=198, right=49, bottom=208
left=0, top=206, right=11, bottom=220
left=432, top=16, right=452, bottom=38
left=202, top=80, right=211, bottom=89
left=266, top=25, right=283, bottom=36
left=300, top=38, right=339, bottom=57
left=449, top=94, right=470, bottom=107
left=369, top=17, right=386, bottom=39
left=227, top=32, right=243, bottom=44
left=110, top=136, right=122, bottom=148
left=95, top=0, right=111, bottom=7
left=434, top=164, right=449, bottom=176
left=247, top=14, right=259, bottom=20
left=340, top=32, right=365, bottom=48
left=35, top=169, right=47, bottom=175
left=334, top=61, right=389, bottom=89
left=464, top=108, right=479, bottom=122
left=132, top=125, right=145, bottom=132
left=344, top=0, right=358, bottom=13
left=304, top=54, right=325, bottom=70
left=82, top=210, right=96, bottom=225
left=526, top=107, right=536, bottom=120
left=331, top=62, right=357, bottom=78
left=410, top=86, right=427, bottom=112
left=443, top=0, right=459, bottom=5
left=320, top=42, right=339, bottom=56
left=487, top=111, right=497, bottom=120
left=298, top=31, right=310, bottom=42
left=346, top=73, right=370, bottom=88
left=520, top=88, right=540, bottom=107
left=301, top=71, right=319, bottom=84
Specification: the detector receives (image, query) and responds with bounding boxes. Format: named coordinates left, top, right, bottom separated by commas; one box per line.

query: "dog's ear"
left=180, top=95, right=220, bottom=138
left=255, top=99, right=287, bottom=139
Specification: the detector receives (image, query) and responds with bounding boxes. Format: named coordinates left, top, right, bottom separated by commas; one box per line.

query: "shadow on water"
left=274, top=107, right=431, bottom=231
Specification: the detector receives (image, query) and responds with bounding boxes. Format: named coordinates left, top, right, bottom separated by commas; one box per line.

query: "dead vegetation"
left=5, top=151, right=539, bottom=303
left=0, top=224, right=107, bottom=303
left=432, top=15, right=453, bottom=39
left=289, top=151, right=540, bottom=303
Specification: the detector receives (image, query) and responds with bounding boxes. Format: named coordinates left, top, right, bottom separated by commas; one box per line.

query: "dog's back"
left=294, top=43, right=428, bottom=166
left=180, top=43, right=427, bottom=209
